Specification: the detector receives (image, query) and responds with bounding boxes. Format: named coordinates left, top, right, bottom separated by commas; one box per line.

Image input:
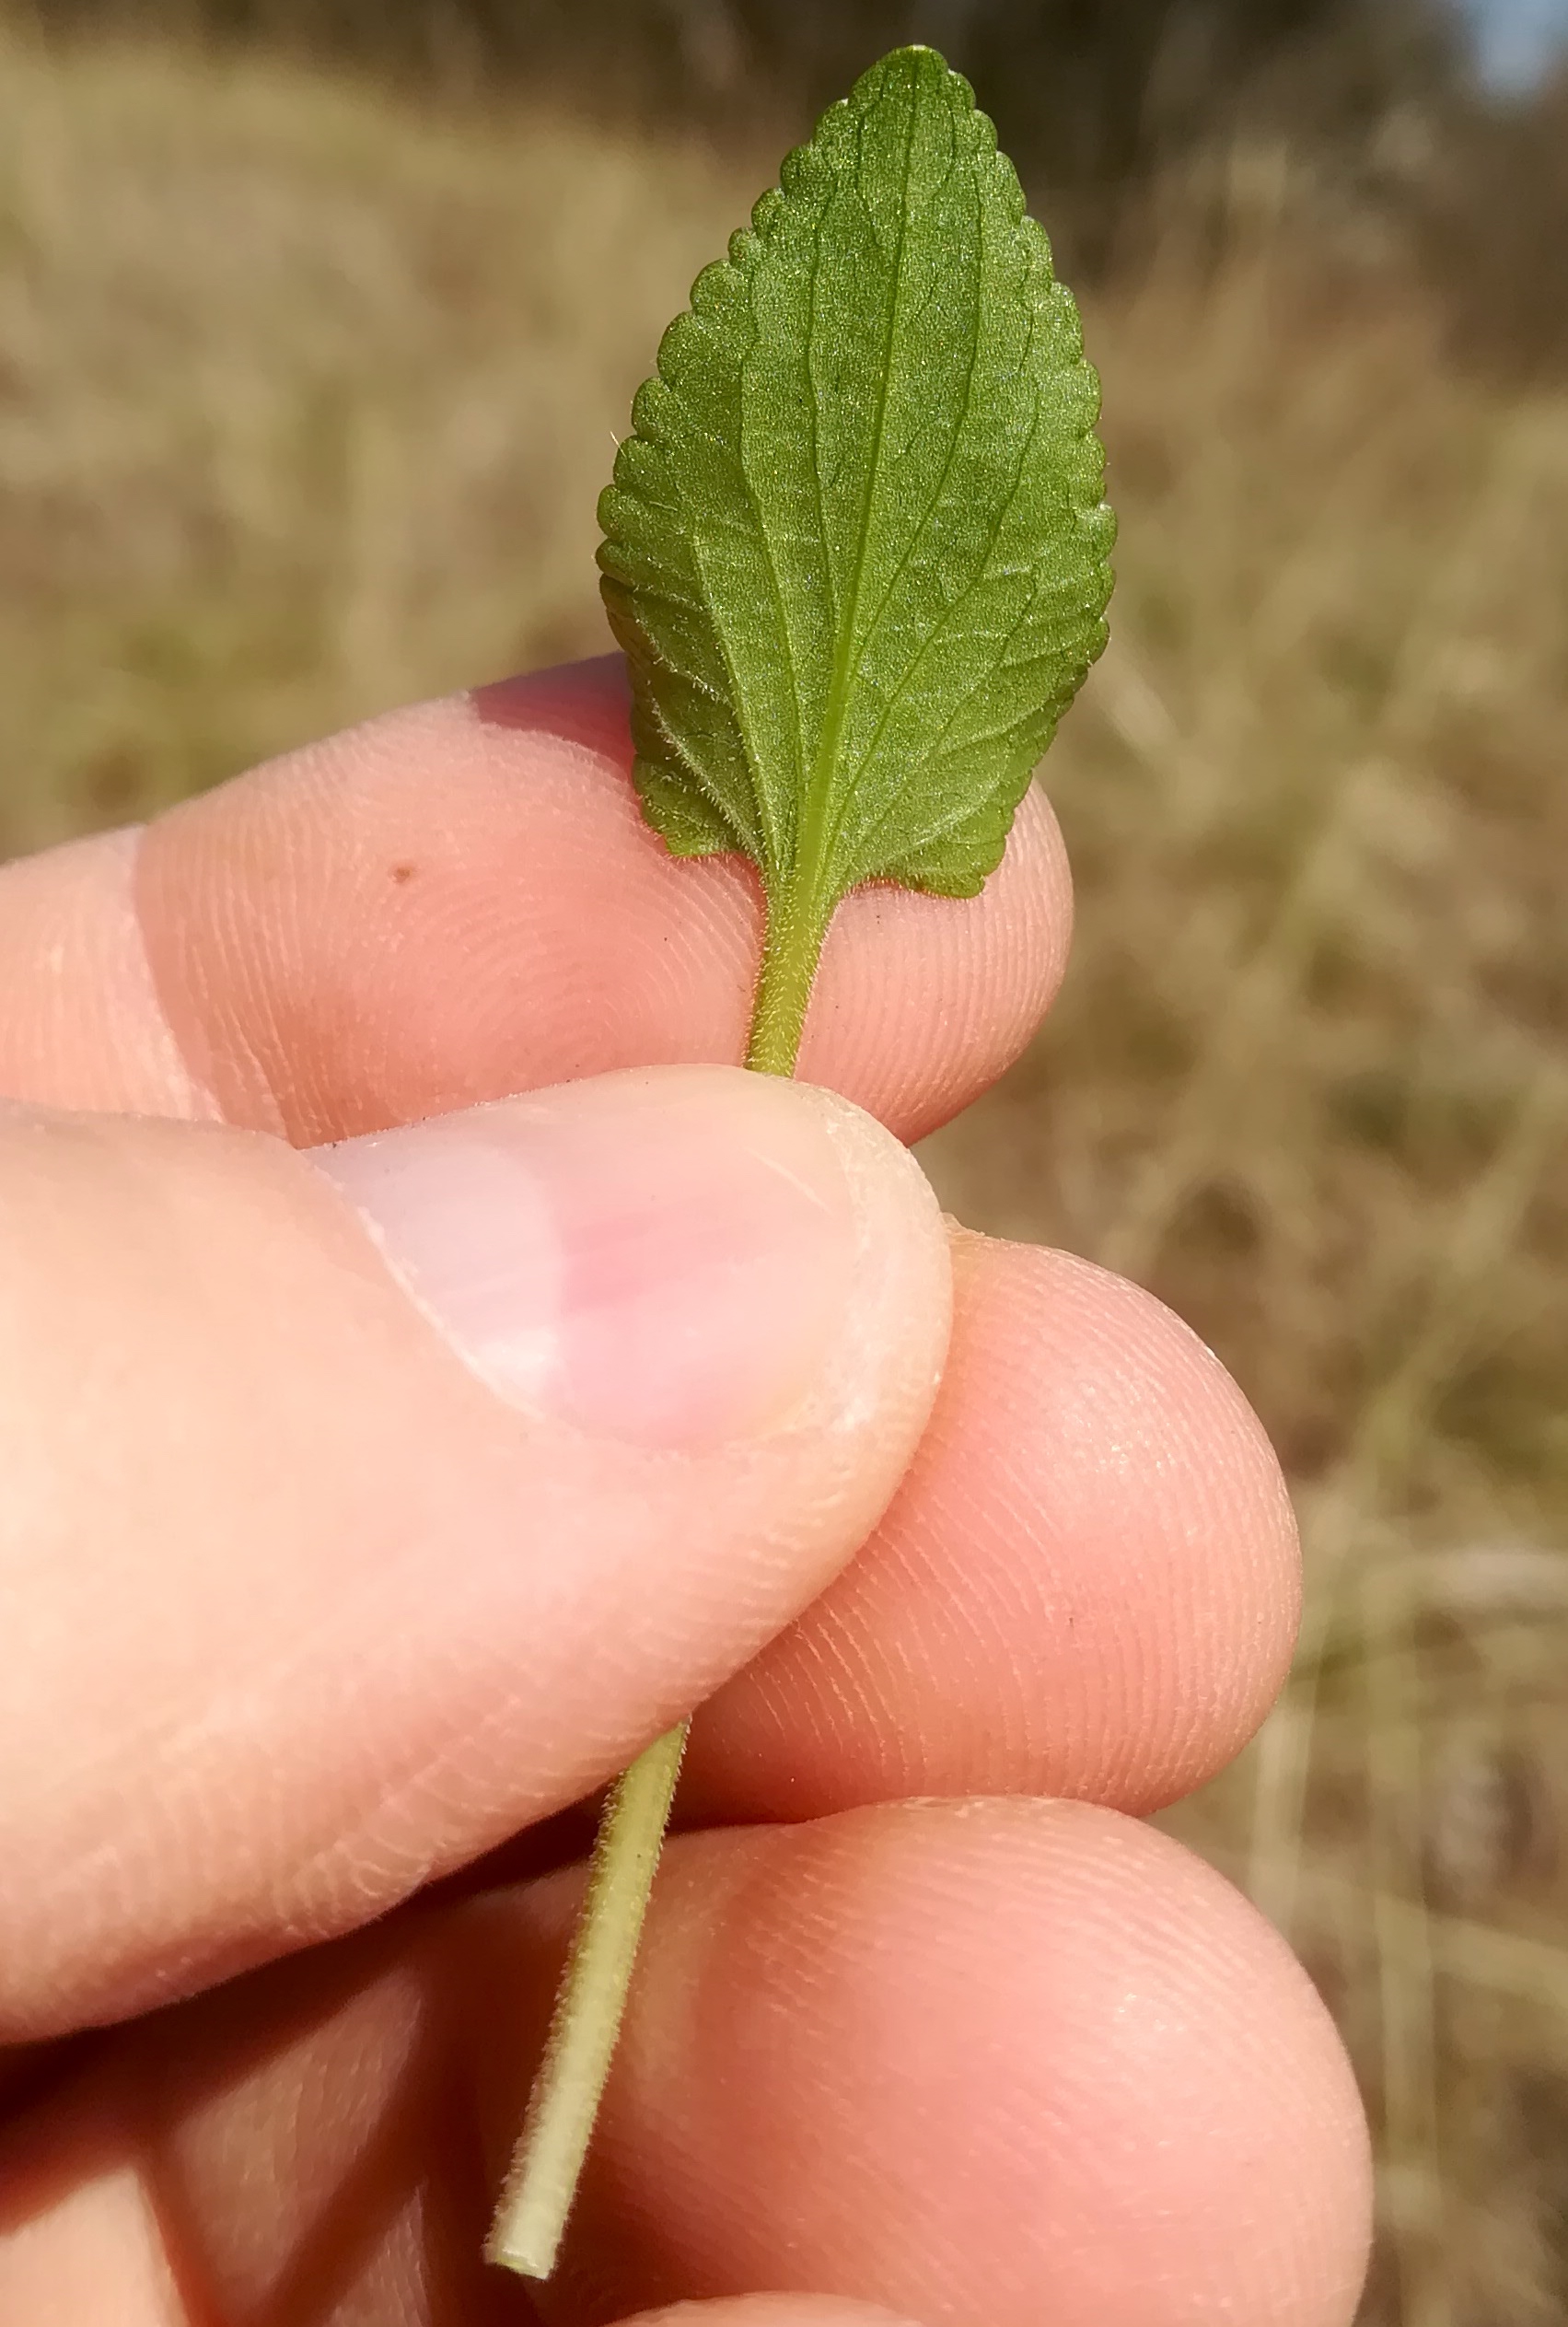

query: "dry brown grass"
left=0, top=28, right=755, bottom=851
left=2, top=23, right=1565, bottom=2323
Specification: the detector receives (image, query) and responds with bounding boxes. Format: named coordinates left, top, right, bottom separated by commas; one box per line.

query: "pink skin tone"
left=0, top=658, right=1371, bottom=2327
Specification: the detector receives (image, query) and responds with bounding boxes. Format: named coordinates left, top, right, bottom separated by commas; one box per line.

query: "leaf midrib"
left=787, top=66, right=923, bottom=925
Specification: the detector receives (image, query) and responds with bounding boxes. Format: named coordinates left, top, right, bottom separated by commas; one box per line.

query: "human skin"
left=0, top=657, right=1372, bottom=2326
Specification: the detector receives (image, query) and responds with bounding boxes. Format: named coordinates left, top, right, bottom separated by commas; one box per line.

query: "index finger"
left=0, top=657, right=1073, bottom=1140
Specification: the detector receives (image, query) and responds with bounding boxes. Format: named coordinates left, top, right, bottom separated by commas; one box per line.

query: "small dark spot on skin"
left=390, top=863, right=417, bottom=885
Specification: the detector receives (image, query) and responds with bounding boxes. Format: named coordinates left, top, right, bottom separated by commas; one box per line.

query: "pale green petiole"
left=738, top=901, right=829, bottom=1080
left=485, top=903, right=824, bottom=2283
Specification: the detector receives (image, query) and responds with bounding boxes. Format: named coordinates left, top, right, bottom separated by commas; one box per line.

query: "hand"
left=0, top=658, right=1370, bottom=2327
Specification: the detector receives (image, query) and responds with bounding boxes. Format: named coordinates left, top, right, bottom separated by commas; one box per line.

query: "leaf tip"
left=852, top=41, right=980, bottom=108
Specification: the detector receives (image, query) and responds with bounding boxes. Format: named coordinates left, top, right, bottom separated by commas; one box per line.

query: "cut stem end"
left=484, top=1720, right=689, bottom=2280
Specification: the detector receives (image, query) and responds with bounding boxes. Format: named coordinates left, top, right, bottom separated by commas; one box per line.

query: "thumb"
left=0, top=1066, right=948, bottom=2042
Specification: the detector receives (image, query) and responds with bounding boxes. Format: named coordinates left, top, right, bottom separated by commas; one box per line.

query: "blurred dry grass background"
left=1, top=13, right=1565, bottom=2321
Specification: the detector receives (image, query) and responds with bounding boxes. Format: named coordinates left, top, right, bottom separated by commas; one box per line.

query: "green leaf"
left=598, top=41, right=1115, bottom=939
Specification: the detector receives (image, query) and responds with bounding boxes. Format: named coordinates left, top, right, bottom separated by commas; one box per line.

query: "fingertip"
left=684, top=1233, right=1301, bottom=1821
left=118, top=663, right=1072, bottom=1142
left=556, top=1799, right=1372, bottom=2327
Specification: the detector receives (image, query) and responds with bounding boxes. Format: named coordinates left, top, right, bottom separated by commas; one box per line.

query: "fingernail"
left=310, top=1067, right=859, bottom=1449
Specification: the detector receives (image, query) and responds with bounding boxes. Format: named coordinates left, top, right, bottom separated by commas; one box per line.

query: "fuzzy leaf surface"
left=598, top=44, right=1115, bottom=915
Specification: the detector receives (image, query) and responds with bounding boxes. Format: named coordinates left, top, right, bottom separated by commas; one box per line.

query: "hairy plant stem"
left=744, top=891, right=829, bottom=1076
left=485, top=1721, right=688, bottom=2278
left=485, top=888, right=827, bottom=2281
